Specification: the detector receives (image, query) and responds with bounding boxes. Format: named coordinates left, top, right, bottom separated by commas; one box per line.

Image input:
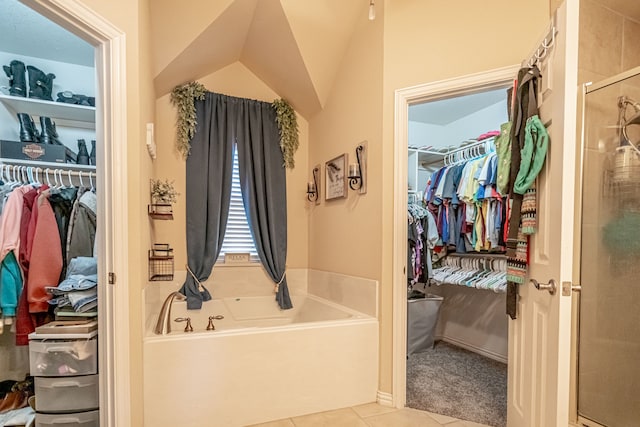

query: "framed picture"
left=325, top=153, right=348, bottom=200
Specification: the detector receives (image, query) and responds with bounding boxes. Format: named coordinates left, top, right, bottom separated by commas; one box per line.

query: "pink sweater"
left=27, top=191, right=62, bottom=313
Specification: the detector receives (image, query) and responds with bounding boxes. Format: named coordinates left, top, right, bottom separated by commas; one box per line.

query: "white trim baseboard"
left=439, top=336, right=508, bottom=364
left=376, top=391, right=394, bottom=407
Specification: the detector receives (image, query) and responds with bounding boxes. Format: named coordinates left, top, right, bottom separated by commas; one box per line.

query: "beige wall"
left=153, top=61, right=309, bottom=270
left=379, top=0, right=549, bottom=394
left=78, top=0, right=556, bottom=419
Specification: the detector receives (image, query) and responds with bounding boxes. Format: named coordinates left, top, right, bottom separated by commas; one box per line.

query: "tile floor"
left=247, top=403, right=492, bottom=427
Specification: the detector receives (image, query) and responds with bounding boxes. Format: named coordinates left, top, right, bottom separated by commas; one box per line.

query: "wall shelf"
left=0, top=157, right=96, bottom=172
left=148, top=204, right=174, bottom=220
left=0, top=93, right=95, bottom=129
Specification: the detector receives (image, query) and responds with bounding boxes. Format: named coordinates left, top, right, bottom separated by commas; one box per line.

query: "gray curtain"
left=180, top=93, right=234, bottom=309
left=181, top=92, right=291, bottom=310
left=235, top=96, right=292, bottom=309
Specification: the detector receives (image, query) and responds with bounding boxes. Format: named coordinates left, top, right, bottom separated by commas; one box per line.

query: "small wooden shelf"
left=148, top=204, right=174, bottom=220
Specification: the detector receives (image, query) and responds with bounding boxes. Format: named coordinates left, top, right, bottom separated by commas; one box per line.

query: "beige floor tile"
left=291, top=407, right=368, bottom=427
left=351, top=403, right=397, bottom=418
left=364, top=408, right=442, bottom=427
left=246, top=420, right=296, bottom=427
left=424, top=411, right=460, bottom=424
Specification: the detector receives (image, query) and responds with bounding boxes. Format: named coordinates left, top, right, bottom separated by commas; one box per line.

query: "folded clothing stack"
left=47, top=257, right=97, bottom=313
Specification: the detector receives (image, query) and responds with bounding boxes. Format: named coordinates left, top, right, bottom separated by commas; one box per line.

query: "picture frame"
left=325, top=153, right=348, bottom=200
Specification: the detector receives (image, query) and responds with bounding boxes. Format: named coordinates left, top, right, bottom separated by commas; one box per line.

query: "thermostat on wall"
left=225, top=253, right=251, bottom=264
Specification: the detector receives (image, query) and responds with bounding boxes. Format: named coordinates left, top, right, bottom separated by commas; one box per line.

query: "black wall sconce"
left=348, top=142, right=367, bottom=194
left=307, top=165, right=320, bottom=204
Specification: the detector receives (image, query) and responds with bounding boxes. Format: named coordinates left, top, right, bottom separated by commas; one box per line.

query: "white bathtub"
left=143, top=294, right=379, bottom=427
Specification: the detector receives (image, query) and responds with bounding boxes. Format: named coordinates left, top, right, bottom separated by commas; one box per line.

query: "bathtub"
left=143, top=294, right=379, bottom=427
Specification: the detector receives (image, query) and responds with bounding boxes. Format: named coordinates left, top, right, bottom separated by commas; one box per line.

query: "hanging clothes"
left=422, top=136, right=506, bottom=255
left=407, top=202, right=439, bottom=288
left=504, top=66, right=550, bottom=319
left=66, top=189, right=96, bottom=262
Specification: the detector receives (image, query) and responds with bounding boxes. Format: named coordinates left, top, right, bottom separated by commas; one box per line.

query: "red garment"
left=15, top=188, right=38, bottom=346
left=27, top=190, right=62, bottom=313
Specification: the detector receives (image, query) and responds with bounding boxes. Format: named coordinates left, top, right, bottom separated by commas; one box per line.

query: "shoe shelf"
left=0, top=157, right=96, bottom=173
left=0, top=93, right=95, bottom=129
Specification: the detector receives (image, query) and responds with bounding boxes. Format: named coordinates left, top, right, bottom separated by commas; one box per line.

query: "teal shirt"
left=0, top=251, right=23, bottom=316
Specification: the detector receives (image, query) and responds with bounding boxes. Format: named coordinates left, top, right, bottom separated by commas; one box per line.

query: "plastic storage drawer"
left=35, top=374, right=99, bottom=413
left=29, top=338, right=97, bottom=377
left=36, top=410, right=99, bottom=427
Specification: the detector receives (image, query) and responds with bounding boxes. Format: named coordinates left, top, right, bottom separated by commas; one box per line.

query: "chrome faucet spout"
left=154, top=291, right=186, bottom=335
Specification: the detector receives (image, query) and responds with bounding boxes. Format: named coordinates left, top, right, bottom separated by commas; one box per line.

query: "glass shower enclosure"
left=579, top=67, right=640, bottom=427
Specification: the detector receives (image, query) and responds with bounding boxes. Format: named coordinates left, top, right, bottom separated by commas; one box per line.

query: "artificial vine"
left=170, top=84, right=299, bottom=167
left=170, top=81, right=206, bottom=158
left=272, top=98, right=299, bottom=169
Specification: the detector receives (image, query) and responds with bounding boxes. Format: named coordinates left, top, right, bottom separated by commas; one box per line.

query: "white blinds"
left=218, top=147, right=258, bottom=262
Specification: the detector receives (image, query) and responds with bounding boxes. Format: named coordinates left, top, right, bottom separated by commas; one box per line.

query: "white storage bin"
left=36, top=410, right=99, bottom=427
left=35, top=374, right=99, bottom=413
left=29, top=338, right=97, bottom=377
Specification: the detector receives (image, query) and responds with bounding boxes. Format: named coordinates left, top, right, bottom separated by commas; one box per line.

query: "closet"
left=405, top=87, right=510, bottom=427
left=0, top=1, right=99, bottom=426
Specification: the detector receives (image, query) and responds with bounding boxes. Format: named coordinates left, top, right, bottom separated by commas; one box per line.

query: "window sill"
left=214, top=261, right=262, bottom=268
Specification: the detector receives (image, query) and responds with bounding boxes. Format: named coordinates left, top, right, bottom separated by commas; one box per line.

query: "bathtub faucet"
left=154, top=291, right=187, bottom=335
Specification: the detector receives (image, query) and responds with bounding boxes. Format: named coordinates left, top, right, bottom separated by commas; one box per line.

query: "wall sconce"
left=348, top=142, right=367, bottom=194
left=307, top=165, right=320, bottom=204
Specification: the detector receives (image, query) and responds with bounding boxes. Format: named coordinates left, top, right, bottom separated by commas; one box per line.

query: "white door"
left=507, top=0, right=579, bottom=426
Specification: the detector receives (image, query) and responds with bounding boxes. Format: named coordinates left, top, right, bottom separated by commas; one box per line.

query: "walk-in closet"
left=406, top=87, right=510, bottom=427
left=0, top=1, right=99, bottom=425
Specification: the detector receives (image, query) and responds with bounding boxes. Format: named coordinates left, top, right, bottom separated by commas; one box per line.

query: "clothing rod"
left=444, top=138, right=495, bottom=166
left=523, top=13, right=558, bottom=68
left=1, top=163, right=95, bottom=178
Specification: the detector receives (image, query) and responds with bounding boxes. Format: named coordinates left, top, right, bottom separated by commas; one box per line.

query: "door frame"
left=20, top=1, right=130, bottom=426
left=392, top=65, right=520, bottom=407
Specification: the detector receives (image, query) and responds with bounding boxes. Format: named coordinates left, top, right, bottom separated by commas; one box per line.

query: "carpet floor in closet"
left=406, top=340, right=507, bottom=427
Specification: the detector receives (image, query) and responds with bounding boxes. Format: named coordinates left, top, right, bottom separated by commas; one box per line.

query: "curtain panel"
left=181, top=92, right=291, bottom=310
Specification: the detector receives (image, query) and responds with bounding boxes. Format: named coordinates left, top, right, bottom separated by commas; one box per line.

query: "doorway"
left=9, top=0, right=129, bottom=425
left=392, top=65, right=519, bottom=413
left=405, top=86, right=511, bottom=426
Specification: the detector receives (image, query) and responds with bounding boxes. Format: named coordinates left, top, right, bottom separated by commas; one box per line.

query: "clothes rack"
left=0, top=163, right=96, bottom=188
left=431, top=253, right=507, bottom=293
left=443, top=138, right=496, bottom=166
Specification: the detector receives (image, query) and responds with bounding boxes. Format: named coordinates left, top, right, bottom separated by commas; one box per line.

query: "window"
left=218, top=146, right=259, bottom=262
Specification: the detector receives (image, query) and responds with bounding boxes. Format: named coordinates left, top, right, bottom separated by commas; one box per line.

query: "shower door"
left=579, top=67, right=640, bottom=427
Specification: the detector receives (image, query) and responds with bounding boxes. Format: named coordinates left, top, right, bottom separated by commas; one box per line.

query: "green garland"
left=170, top=81, right=206, bottom=158
left=171, top=84, right=299, bottom=168
left=272, top=98, right=299, bottom=169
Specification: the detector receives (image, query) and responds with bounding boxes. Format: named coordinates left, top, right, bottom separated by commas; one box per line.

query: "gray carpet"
left=406, top=341, right=507, bottom=427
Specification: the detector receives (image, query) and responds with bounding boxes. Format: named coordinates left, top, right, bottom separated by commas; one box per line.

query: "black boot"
left=3, top=60, right=27, bottom=97
left=17, top=113, right=40, bottom=143
left=77, top=139, right=90, bottom=165
left=40, top=117, right=60, bottom=145
left=27, top=65, right=55, bottom=101
left=89, top=140, right=96, bottom=166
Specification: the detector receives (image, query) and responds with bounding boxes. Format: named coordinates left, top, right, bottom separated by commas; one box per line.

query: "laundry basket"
left=407, top=294, right=444, bottom=355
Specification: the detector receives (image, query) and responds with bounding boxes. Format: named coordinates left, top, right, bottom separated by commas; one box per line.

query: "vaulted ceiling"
left=151, top=0, right=366, bottom=119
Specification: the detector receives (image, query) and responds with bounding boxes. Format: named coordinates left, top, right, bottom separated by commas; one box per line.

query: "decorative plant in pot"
left=150, top=178, right=179, bottom=215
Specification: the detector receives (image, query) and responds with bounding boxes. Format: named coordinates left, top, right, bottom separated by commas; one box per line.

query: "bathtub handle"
left=174, top=317, right=193, bottom=332
left=207, top=315, right=224, bottom=331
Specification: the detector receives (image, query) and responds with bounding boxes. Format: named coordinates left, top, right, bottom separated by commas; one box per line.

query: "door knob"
left=530, top=279, right=556, bottom=295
